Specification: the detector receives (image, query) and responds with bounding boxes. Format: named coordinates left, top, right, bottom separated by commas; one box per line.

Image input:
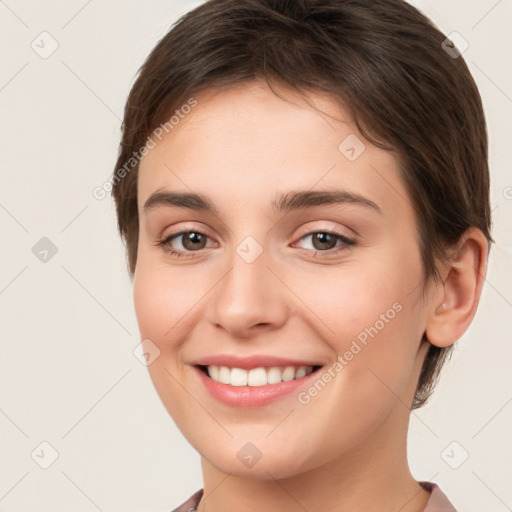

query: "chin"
left=196, top=439, right=318, bottom=481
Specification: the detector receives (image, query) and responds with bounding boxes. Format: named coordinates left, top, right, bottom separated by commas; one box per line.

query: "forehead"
left=137, top=80, right=410, bottom=224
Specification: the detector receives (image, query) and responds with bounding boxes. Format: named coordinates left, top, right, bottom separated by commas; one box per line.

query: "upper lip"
left=192, top=354, right=323, bottom=370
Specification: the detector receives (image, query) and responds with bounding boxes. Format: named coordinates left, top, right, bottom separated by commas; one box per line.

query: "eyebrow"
left=143, top=189, right=382, bottom=215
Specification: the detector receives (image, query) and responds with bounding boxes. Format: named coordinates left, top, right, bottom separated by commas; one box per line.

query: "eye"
left=294, top=231, right=356, bottom=256
left=156, top=229, right=356, bottom=259
left=156, top=230, right=216, bottom=257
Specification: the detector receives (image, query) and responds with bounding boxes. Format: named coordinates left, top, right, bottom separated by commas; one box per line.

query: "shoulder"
left=170, top=489, right=204, bottom=512
left=421, top=482, right=458, bottom=512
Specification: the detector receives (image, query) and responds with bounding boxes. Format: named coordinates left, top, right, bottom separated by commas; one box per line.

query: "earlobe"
left=425, top=228, right=489, bottom=348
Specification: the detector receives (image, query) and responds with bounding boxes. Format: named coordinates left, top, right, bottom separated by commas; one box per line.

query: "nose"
left=205, top=243, right=290, bottom=339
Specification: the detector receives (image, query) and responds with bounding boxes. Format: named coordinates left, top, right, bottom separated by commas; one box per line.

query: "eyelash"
left=156, top=229, right=356, bottom=259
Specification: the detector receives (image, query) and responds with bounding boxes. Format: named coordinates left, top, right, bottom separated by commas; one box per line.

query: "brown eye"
left=158, top=230, right=215, bottom=257
left=310, top=232, right=339, bottom=251
left=294, top=230, right=356, bottom=257
left=181, top=232, right=207, bottom=250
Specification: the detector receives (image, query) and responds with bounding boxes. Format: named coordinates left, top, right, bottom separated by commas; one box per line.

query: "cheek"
left=287, top=244, right=425, bottom=395
left=132, top=258, right=202, bottom=419
left=291, top=251, right=421, bottom=343
left=133, top=267, right=171, bottom=341
left=132, top=256, right=201, bottom=350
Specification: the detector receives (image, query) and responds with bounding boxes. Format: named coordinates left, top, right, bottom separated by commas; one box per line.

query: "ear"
left=425, top=228, right=489, bottom=348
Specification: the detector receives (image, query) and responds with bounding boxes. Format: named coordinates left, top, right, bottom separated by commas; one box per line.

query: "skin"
left=133, top=80, right=488, bottom=512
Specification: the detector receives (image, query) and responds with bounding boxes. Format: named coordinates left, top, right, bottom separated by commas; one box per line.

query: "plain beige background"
left=0, top=1, right=511, bottom=511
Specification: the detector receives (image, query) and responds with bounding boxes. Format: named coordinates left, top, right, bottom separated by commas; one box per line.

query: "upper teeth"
left=206, top=365, right=314, bottom=386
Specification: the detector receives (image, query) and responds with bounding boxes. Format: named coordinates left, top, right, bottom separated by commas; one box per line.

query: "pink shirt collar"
left=421, top=482, right=457, bottom=511
left=173, top=482, right=457, bottom=511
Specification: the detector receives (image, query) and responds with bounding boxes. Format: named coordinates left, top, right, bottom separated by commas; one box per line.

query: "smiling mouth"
left=196, top=364, right=322, bottom=387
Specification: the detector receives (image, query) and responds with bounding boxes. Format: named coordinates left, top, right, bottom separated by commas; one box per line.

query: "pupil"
left=314, top=233, right=335, bottom=250
left=184, top=232, right=205, bottom=250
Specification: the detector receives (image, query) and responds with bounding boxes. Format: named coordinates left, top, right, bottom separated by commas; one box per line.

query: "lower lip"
left=193, top=366, right=321, bottom=407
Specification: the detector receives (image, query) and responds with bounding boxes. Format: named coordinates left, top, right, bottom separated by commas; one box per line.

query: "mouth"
left=196, top=364, right=322, bottom=386
left=193, top=363, right=324, bottom=407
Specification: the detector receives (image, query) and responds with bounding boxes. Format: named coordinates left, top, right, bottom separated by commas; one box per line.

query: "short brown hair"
left=111, top=0, right=493, bottom=408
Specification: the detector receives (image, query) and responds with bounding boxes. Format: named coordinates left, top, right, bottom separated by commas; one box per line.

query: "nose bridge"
left=208, top=233, right=288, bottom=336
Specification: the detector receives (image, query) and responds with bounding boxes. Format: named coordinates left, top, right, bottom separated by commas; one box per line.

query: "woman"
left=111, top=0, right=492, bottom=510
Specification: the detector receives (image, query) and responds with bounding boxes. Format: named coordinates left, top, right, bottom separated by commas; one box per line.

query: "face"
left=134, top=80, right=432, bottom=479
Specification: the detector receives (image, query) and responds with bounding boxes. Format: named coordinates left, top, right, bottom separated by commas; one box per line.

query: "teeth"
left=295, top=366, right=306, bottom=378
left=267, top=367, right=282, bottom=384
left=230, top=367, right=248, bottom=386
left=206, top=365, right=315, bottom=386
left=208, top=365, right=220, bottom=381
left=218, top=366, right=231, bottom=385
left=281, top=366, right=295, bottom=382
left=247, top=367, right=267, bottom=386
